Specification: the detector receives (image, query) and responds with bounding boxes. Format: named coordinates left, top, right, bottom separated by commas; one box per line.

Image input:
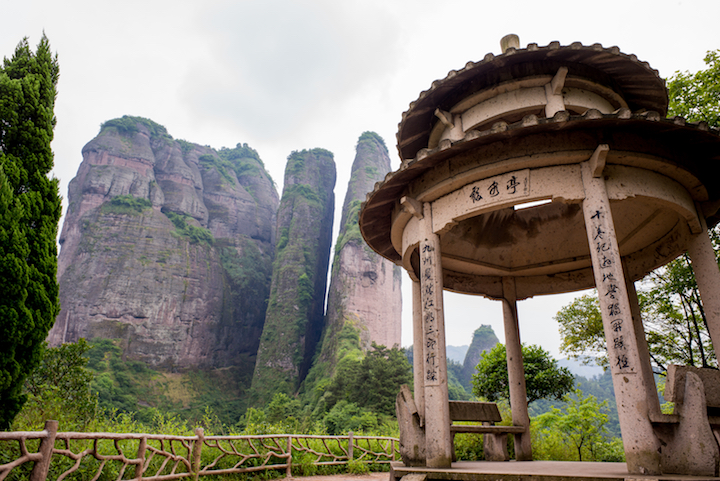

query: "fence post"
left=29, top=420, right=58, bottom=481
left=135, top=437, right=147, bottom=480
left=391, top=439, right=396, bottom=461
left=192, top=427, right=204, bottom=481
left=286, top=435, right=292, bottom=477
left=348, top=431, right=354, bottom=462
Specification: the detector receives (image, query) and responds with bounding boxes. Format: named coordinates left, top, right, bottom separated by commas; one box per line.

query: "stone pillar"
left=624, top=262, right=662, bottom=419
left=419, top=201, right=452, bottom=468
left=412, top=279, right=425, bottom=426
left=686, top=213, right=720, bottom=350
left=581, top=160, right=661, bottom=474
left=501, top=277, right=532, bottom=460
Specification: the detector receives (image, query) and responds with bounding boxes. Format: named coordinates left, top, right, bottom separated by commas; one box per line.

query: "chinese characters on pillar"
left=466, top=169, right=530, bottom=207
left=586, top=207, right=635, bottom=374
left=421, top=240, right=441, bottom=386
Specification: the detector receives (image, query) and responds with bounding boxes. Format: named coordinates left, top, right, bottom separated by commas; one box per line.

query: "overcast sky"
left=2, top=0, right=718, bottom=356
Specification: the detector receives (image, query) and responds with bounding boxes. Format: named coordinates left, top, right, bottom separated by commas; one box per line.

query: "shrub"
left=100, top=195, right=152, bottom=215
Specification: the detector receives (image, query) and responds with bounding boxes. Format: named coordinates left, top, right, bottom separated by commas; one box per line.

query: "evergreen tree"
left=0, top=35, right=61, bottom=429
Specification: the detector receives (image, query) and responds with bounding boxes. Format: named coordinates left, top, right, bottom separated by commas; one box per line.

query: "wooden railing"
left=0, top=420, right=399, bottom=480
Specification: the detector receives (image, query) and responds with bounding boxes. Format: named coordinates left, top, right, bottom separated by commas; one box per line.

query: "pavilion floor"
left=389, top=461, right=720, bottom=481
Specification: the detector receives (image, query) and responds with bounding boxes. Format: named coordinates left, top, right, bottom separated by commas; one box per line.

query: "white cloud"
left=1, top=0, right=719, bottom=358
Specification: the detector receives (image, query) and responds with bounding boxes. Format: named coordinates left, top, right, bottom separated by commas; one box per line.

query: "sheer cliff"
left=325, top=132, right=401, bottom=350
left=460, top=324, right=500, bottom=387
left=48, top=116, right=279, bottom=370
left=250, top=148, right=336, bottom=403
left=301, top=132, right=401, bottom=402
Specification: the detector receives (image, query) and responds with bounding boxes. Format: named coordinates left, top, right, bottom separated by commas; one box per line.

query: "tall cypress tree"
left=0, top=35, right=61, bottom=429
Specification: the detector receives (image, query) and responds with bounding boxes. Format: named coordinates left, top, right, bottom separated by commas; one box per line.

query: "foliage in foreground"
left=0, top=34, right=62, bottom=429
left=556, top=261, right=718, bottom=371
left=534, top=389, right=623, bottom=462
left=472, top=343, right=575, bottom=403
left=667, top=50, right=720, bottom=127
left=4, top=338, right=629, bottom=475
left=13, top=339, right=96, bottom=431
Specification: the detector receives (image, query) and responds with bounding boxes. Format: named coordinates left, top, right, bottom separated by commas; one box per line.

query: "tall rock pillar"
left=251, top=148, right=336, bottom=403
left=303, top=133, right=402, bottom=397
left=326, top=132, right=402, bottom=350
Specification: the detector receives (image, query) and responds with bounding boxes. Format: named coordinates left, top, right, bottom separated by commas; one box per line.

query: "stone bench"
left=665, top=364, right=720, bottom=420
left=652, top=365, right=720, bottom=475
left=449, top=400, right=525, bottom=461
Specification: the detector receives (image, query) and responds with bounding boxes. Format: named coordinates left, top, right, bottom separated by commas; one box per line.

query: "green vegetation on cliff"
left=324, top=343, right=411, bottom=416
left=357, top=131, right=387, bottom=150
left=286, top=148, right=333, bottom=177
left=100, top=195, right=152, bottom=215
left=333, top=200, right=364, bottom=260
left=101, top=115, right=172, bottom=139
left=163, top=211, right=214, bottom=245
left=459, top=324, right=500, bottom=388
left=219, top=143, right=268, bottom=177
left=192, top=143, right=276, bottom=205
left=301, top=320, right=365, bottom=408
left=299, top=320, right=411, bottom=434
left=251, top=148, right=335, bottom=404
left=85, top=338, right=250, bottom=425
left=283, top=183, right=321, bottom=205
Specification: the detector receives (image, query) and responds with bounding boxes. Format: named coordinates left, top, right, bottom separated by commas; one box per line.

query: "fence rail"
left=0, top=421, right=399, bottom=481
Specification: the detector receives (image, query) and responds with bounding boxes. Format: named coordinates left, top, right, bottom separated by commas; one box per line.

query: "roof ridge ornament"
left=500, top=34, right=520, bottom=53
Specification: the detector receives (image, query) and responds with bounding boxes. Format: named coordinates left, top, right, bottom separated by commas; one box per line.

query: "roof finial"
left=501, top=34, right=520, bottom=53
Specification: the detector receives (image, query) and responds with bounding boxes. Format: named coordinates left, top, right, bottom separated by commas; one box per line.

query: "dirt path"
left=271, top=472, right=389, bottom=481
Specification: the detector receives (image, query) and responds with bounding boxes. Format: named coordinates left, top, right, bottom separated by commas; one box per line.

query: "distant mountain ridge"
left=447, top=344, right=603, bottom=378
left=557, top=356, right=604, bottom=378
left=446, top=345, right=469, bottom=364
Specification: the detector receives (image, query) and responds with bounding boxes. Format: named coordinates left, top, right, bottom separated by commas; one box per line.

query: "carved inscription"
left=420, top=239, right=440, bottom=385
left=585, top=205, right=635, bottom=374
left=465, top=169, right=530, bottom=207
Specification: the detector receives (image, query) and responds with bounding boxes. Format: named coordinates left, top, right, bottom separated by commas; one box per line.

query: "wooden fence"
left=0, top=420, right=399, bottom=481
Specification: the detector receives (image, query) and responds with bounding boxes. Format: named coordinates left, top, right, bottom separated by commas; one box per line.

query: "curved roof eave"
left=396, top=41, right=668, bottom=162
left=361, top=110, right=720, bottom=263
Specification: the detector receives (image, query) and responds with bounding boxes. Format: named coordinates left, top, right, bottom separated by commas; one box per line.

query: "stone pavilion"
left=359, top=35, right=720, bottom=476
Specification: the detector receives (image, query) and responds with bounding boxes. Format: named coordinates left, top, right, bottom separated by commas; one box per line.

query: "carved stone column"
left=419, top=201, right=452, bottom=468
left=623, top=262, right=662, bottom=419
left=501, top=277, right=532, bottom=460
left=581, top=156, right=661, bottom=474
left=412, top=279, right=425, bottom=426
left=687, top=212, right=720, bottom=350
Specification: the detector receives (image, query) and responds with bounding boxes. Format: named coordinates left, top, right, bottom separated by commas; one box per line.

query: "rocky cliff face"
left=325, top=132, right=401, bottom=351
left=460, top=324, right=500, bottom=386
left=48, top=116, right=278, bottom=370
left=300, top=133, right=401, bottom=402
left=250, top=148, right=336, bottom=402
